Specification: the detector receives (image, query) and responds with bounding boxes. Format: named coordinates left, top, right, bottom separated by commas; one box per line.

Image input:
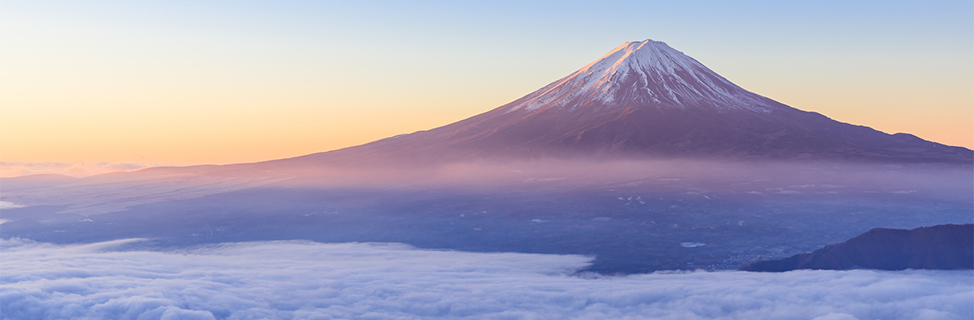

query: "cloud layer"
left=1, top=239, right=970, bottom=320
left=0, top=161, right=148, bottom=177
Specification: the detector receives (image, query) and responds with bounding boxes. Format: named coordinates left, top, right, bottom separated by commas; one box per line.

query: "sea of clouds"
left=1, top=238, right=970, bottom=320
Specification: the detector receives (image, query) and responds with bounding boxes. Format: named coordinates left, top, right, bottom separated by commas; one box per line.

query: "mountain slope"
left=275, top=39, right=970, bottom=166
left=741, top=224, right=974, bottom=271
left=2, top=41, right=947, bottom=182
left=503, top=40, right=777, bottom=113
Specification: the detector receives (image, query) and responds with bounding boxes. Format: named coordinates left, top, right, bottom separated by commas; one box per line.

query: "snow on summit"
left=507, top=39, right=778, bottom=113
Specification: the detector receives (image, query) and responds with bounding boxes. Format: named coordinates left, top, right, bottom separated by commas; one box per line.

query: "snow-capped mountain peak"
left=281, top=38, right=972, bottom=165
left=507, top=39, right=777, bottom=113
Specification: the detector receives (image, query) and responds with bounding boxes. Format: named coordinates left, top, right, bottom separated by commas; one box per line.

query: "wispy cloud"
left=2, top=239, right=969, bottom=320
left=0, top=201, right=25, bottom=210
left=0, top=161, right=148, bottom=177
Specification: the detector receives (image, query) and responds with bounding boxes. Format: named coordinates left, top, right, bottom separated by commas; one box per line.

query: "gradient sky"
left=1, top=1, right=971, bottom=176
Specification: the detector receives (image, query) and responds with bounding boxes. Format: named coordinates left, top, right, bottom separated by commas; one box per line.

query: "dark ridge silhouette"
left=741, top=224, right=974, bottom=272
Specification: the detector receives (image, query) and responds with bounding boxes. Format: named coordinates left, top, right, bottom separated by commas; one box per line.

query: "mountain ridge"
left=741, top=224, right=974, bottom=272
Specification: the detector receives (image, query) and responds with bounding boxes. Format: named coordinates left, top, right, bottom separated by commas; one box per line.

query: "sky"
left=1, top=1, right=972, bottom=176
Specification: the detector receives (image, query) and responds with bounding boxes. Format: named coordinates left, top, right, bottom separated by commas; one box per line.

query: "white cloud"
left=0, top=201, right=25, bottom=210
left=1, top=238, right=970, bottom=320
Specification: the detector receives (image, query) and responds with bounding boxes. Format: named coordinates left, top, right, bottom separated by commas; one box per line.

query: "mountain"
left=275, top=39, right=970, bottom=167
left=741, top=224, right=974, bottom=272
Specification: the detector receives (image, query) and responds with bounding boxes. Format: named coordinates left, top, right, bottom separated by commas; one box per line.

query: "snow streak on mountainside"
left=507, top=40, right=777, bottom=113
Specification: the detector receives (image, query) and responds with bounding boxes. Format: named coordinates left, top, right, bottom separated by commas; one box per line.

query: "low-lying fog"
left=2, top=238, right=970, bottom=320
left=2, top=159, right=970, bottom=273
left=3, top=159, right=971, bottom=215
left=2, top=159, right=971, bottom=318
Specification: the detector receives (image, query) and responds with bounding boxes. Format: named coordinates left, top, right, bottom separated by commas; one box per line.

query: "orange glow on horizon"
left=2, top=2, right=971, bottom=178
left=1, top=69, right=971, bottom=178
